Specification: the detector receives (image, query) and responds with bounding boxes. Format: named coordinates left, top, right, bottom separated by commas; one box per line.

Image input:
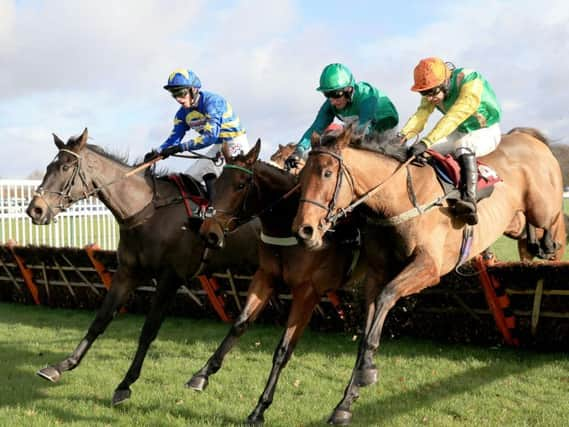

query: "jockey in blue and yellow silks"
left=401, top=57, right=502, bottom=225
left=145, top=68, right=249, bottom=199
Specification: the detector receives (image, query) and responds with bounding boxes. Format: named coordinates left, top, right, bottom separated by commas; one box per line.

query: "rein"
left=33, top=148, right=164, bottom=214
left=301, top=147, right=413, bottom=227
left=212, top=163, right=300, bottom=232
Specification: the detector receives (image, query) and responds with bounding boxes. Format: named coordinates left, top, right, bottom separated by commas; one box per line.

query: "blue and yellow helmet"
left=164, top=68, right=202, bottom=90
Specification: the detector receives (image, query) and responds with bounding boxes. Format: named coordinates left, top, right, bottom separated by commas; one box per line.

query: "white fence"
left=0, top=179, right=119, bottom=250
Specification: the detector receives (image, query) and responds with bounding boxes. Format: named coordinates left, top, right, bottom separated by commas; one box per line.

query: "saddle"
left=427, top=150, right=501, bottom=204
left=168, top=174, right=209, bottom=219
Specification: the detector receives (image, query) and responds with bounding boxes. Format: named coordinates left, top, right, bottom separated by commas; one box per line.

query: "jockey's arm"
left=400, top=97, right=435, bottom=141
left=296, top=101, right=335, bottom=155
left=159, top=114, right=189, bottom=151
left=423, top=79, right=483, bottom=146
left=358, top=95, right=398, bottom=133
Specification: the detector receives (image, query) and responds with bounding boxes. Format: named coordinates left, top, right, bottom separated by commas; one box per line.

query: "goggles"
left=419, top=86, right=443, bottom=98
left=169, top=88, right=190, bottom=99
left=323, top=89, right=346, bottom=99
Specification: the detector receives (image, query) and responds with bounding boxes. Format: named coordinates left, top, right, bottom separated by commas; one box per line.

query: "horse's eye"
left=62, top=164, right=71, bottom=172
left=324, top=170, right=333, bottom=178
left=237, top=183, right=246, bottom=190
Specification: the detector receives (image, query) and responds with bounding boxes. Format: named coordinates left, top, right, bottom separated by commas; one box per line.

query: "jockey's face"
left=420, top=84, right=446, bottom=105
left=324, top=88, right=351, bottom=110
left=174, top=92, right=192, bottom=108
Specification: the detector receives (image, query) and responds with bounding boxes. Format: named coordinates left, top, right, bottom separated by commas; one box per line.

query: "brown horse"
left=292, top=125, right=566, bottom=424
left=191, top=139, right=365, bottom=425
left=26, top=129, right=259, bottom=406
left=268, top=142, right=304, bottom=173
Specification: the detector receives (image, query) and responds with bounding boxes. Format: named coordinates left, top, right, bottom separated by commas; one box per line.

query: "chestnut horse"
left=191, top=140, right=365, bottom=425
left=292, top=126, right=565, bottom=424
left=268, top=142, right=304, bottom=173
left=26, top=129, right=259, bottom=406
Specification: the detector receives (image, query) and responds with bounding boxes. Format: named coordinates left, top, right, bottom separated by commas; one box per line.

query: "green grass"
left=1, top=302, right=568, bottom=426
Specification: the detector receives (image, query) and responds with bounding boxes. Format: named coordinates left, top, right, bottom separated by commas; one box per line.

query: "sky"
left=0, top=0, right=568, bottom=178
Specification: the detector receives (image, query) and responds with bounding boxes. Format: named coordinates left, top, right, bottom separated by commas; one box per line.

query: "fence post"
left=7, top=240, right=40, bottom=305
left=84, top=243, right=113, bottom=290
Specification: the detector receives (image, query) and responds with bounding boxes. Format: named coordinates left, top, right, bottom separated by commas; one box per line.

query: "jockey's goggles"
left=323, top=89, right=346, bottom=99
left=169, top=88, right=190, bottom=99
left=419, top=86, right=443, bottom=98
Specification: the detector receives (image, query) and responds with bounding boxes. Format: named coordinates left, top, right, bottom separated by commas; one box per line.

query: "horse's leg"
left=37, top=268, right=137, bottom=383
left=112, top=271, right=179, bottom=405
left=247, top=284, right=320, bottom=425
left=329, top=249, right=439, bottom=425
left=186, top=269, right=275, bottom=391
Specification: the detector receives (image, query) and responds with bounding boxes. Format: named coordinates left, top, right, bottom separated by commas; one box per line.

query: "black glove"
left=284, top=154, right=300, bottom=170
left=408, top=140, right=428, bottom=158
left=160, top=144, right=182, bottom=159
left=143, top=150, right=160, bottom=163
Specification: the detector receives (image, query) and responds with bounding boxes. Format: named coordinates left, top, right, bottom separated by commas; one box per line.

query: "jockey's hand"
left=396, top=132, right=408, bottom=145
left=285, top=154, right=301, bottom=170
left=143, top=150, right=161, bottom=163
left=408, top=140, right=428, bottom=159
left=160, top=144, right=183, bottom=159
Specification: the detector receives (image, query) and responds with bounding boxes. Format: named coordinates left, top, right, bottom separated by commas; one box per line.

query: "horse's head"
left=269, top=142, right=304, bottom=174
left=200, top=139, right=261, bottom=249
left=26, top=128, right=91, bottom=225
left=292, top=124, right=358, bottom=250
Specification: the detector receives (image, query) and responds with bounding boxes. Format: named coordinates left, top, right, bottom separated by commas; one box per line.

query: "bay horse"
left=292, top=125, right=566, bottom=424
left=190, top=139, right=365, bottom=425
left=26, top=129, right=260, bottom=406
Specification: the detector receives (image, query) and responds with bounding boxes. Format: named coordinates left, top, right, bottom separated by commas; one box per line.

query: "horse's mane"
left=86, top=144, right=132, bottom=166
left=507, top=127, right=550, bottom=146
left=320, top=129, right=408, bottom=163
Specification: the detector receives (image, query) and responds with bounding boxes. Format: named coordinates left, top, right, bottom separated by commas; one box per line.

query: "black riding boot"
left=454, top=153, right=478, bottom=225
left=203, top=173, right=216, bottom=201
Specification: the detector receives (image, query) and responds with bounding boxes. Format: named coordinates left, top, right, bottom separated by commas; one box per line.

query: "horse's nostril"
left=33, top=207, right=43, bottom=217
left=207, top=232, right=220, bottom=246
left=298, top=225, right=314, bottom=240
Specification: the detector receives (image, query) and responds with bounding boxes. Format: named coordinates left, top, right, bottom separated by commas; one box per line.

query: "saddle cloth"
left=427, top=150, right=501, bottom=202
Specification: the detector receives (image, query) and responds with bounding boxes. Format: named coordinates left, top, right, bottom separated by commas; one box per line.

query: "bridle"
left=209, top=163, right=300, bottom=234
left=299, top=148, right=356, bottom=228
left=33, top=149, right=94, bottom=216
left=300, top=147, right=413, bottom=229
left=33, top=147, right=160, bottom=217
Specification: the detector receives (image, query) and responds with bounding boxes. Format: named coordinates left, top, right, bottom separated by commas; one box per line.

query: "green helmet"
left=317, top=63, right=355, bottom=92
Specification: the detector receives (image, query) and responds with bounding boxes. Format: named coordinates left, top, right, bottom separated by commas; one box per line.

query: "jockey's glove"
left=408, top=140, right=429, bottom=158
left=143, top=150, right=161, bottom=163
left=160, top=144, right=184, bottom=159
left=285, top=154, right=301, bottom=170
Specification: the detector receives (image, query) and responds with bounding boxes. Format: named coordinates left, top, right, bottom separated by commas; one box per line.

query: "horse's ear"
left=278, top=143, right=284, bottom=150
left=53, top=133, right=65, bottom=150
left=351, top=122, right=367, bottom=146
left=310, top=131, right=321, bottom=148
left=245, top=138, right=261, bottom=166
left=69, top=128, right=88, bottom=152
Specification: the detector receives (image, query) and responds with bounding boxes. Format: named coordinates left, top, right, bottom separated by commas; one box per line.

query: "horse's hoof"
left=36, top=366, right=61, bottom=383
left=186, top=375, right=208, bottom=391
left=356, top=367, right=378, bottom=387
left=328, top=409, right=352, bottom=425
left=246, top=413, right=264, bottom=426
left=111, top=388, right=131, bottom=406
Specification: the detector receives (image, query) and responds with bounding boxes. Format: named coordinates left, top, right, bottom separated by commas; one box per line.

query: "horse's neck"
left=345, top=148, right=432, bottom=216
left=253, top=162, right=299, bottom=235
left=84, top=150, right=154, bottom=221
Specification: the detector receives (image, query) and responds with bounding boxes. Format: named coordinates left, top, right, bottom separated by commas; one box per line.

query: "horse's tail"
left=507, top=127, right=550, bottom=146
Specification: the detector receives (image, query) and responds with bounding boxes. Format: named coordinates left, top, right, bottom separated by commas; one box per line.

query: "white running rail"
left=0, top=179, right=119, bottom=250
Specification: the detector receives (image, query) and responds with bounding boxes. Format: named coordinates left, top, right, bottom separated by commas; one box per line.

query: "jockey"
left=145, top=68, right=249, bottom=200
left=285, top=63, right=399, bottom=169
left=401, top=57, right=502, bottom=225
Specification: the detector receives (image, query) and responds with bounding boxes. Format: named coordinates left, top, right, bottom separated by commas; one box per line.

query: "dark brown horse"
left=268, top=142, right=304, bottom=174
left=191, top=140, right=365, bottom=425
left=292, top=126, right=566, bottom=424
left=26, top=129, right=259, bottom=406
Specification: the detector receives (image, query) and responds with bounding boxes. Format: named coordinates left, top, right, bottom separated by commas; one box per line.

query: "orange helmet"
left=411, top=57, right=450, bottom=92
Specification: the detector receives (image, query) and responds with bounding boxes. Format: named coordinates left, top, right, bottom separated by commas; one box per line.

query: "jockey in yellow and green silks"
left=285, top=63, right=399, bottom=169
left=401, top=57, right=502, bottom=225
left=144, top=68, right=249, bottom=200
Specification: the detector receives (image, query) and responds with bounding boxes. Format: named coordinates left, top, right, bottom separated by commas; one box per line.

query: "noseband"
left=299, top=148, right=355, bottom=227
